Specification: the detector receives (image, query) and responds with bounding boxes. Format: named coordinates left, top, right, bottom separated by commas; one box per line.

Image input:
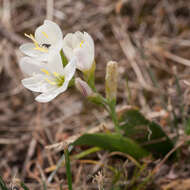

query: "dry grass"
left=1, top=0, right=190, bottom=189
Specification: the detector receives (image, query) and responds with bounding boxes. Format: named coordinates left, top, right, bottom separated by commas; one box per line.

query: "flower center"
left=24, top=33, right=51, bottom=53
left=41, top=69, right=65, bottom=87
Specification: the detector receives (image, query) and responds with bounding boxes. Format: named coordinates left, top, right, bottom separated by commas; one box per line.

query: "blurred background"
left=0, top=0, right=190, bottom=189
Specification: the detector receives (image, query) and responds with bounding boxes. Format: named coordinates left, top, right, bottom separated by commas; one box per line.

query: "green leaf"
left=65, top=148, right=73, bottom=190
left=72, top=133, right=149, bottom=160
left=119, top=109, right=174, bottom=158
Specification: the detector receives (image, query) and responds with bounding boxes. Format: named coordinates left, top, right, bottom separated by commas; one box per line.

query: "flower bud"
left=62, top=31, right=95, bottom=72
left=75, top=77, right=93, bottom=97
left=105, top=61, right=118, bottom=101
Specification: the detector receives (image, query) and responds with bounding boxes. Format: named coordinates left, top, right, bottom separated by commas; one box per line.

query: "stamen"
left=24, top=33, right=48, bottom=53
left=45, top=78, right=56, bottom=85
left=55, top=75, right=65, bottom=86
left=42, top=32, right=49, bottom=39
left=80, top=40, right=84, bottom=47
left=34, top=46, right=48, bottom=52
left=53, top=72, right=60, bottom=77
left=24, top=33, right=38, bottom=44
left=41, top=69, right=50, bottom=75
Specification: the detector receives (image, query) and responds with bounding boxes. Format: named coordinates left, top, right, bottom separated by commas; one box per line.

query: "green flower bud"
left=105, top=61, right=118, bottom=102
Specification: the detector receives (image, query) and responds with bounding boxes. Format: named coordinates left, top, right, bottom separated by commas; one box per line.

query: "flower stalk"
left=83, top=61, right=96, bottom=91
left=108, top=100, right=120, bottom=134
left=105, top=61, right=120, bottom=133
left=65, top=146, right=72, bottom=190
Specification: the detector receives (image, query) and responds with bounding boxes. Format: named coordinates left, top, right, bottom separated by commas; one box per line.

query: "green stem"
left=108, top=100, right=120, bottom=134
left=84, top=72, right=96, bottom=92
left=65, top=147, right=72, bottom=190
left=73, top=147, right=101, bottom=160
left=84, top=61, right=96, bottom=91
left=89, top=92, right=121, bottom=134
left=87, top=74, right=96, bottom=91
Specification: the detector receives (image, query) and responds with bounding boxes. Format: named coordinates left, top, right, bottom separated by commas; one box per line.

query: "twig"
left=153, top=135, right=190, bottom=174
left=163, top=51, right=190, bottom=67
left=111, top=19, right=157, bottom=92
left=46, top=0, right=54, bottom=20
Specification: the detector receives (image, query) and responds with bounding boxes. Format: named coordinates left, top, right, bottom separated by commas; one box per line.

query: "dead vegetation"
left=1, top=0, right=190, bottom=189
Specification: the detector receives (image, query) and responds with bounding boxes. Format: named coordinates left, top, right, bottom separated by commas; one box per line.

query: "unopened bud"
left=75, top=77, right=93, bottom=97
left=105, top=61, right=118, bottom=101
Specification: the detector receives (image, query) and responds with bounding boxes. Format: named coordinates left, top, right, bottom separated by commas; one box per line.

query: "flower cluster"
left=19, top=20, right=95, bottom=102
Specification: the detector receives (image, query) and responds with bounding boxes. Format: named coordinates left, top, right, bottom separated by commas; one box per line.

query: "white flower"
left=62, top=31, right=95, bottom=72
left=19, top=53, right=76, bottom=103
left=20, top=20, right=63, bottom=61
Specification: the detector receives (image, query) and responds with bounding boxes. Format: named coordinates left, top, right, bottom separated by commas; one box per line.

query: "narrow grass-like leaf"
left=65, top=148, right=72, bottom=190
left=73, top=147, right=101, bottom=160
left=119, top=109, right=174, bottom=157
left=72, top=133, right=149, bottom=160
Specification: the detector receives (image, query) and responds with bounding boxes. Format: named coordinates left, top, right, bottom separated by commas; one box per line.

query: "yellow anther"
left=41, top=69, right=50, bottom=75
left=24, top=33, right=38, bottom=44
left=45, top=78, right=56, bottom=85
left=79, top=40, right=84, bottom=47
left=42, top=32, right=49, bottom=39
left=24, top=33, right=48, bottom=53
left=53, top=72, right=60, bottom=77
left=34, top=46, right=48, bottom=52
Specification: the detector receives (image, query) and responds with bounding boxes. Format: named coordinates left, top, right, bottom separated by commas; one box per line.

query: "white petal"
left=35, top=80, right=69, bottom=103
left=46, top=52, right=64, bottom=74
left=35, top=92, right=57, bottom=103
left=76, top=33, right=94, bottom=71
left=62, top=33, right=80, bottom=60
left=49, top=39, right=63, bottom=53
left=62, top=33, right=74, bottom=60
left=63, top=31, right=95, bottom=71
left=35, top=20, right=63, bottom=45
left=19, top=43, right=48, bottom=61
left=74, top=45, right=94, bottom=71
left=62, top=57, right=76, bottom=81
left=67, top=33, right=81, bottom=48
left=22, top=74, right=51, bottom=92
left=62, top=45, right=74, bottom=61
left=75, top=31, right=85, bottom=41
left=19, top=57, right=47, bottom=76
left=84, top=32, right=94, bottom=51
